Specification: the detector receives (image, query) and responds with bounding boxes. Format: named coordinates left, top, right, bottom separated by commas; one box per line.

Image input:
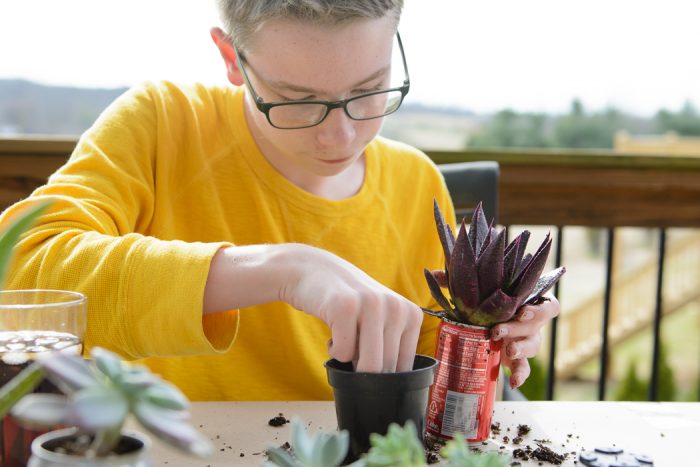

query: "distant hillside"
left=0, top=79, right=126, bottom=135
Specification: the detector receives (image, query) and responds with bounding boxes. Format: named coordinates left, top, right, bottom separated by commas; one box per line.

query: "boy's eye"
left=279, top=94, right=316, bottom=102
left=354, top=86, right=383, bottom=95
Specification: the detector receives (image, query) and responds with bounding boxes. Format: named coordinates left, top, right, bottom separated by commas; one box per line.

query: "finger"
left=382, top=325, right=401, bottom=373
left=328, top=319, right=358, bottom=363
left=504, top=333, right=542, bottom=361
left=396, top=305, right=422, bottom=372
left=492, top=298, right=559, bottom=340
left=355, top=312, right=383, bottom=373
left=508, top=358, right=531, bottom=388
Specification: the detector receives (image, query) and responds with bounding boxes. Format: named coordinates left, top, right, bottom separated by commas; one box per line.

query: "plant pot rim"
left=31, top=427, right=151, bottom=465
left=324, top=354, right=437, bottom=375
left=440, top=315, right=493, bottom=330
left=325, top=354, right=437, bottom=392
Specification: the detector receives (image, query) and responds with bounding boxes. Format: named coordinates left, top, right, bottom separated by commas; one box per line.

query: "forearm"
left=203, top=244, right=298, bottom=314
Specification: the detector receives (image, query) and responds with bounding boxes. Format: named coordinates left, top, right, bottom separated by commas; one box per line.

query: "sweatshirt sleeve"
left=0, top=83, right=238, bottom=359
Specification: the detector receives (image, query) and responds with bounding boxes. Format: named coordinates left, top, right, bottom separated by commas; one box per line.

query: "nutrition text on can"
left=426, top=319, right=502, bottom=442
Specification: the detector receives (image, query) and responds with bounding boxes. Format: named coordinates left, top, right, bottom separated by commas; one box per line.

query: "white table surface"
left=139, top=401, right=699, bottom=466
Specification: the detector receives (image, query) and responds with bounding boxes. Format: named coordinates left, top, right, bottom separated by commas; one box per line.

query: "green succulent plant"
left=359, top=420, right=425, bottom=467
left=264, top=418, right=349, bottom=467
left=441, top=435, right=509, bottom=467
left=0, top=346, right=213, bottom=458
left=424, top=200, right=566, bottom=327
left=266, top=420, right=514, bottom=467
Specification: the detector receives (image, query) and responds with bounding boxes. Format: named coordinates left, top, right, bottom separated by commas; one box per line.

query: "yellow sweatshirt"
left=1, top=81, right=456, bottom=401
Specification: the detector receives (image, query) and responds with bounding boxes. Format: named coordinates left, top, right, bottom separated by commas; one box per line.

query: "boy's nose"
left=316, top=108, right=355, bottom=147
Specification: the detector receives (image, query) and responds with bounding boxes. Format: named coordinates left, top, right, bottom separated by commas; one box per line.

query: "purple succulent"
left=424, top=200, right=565, bottom=327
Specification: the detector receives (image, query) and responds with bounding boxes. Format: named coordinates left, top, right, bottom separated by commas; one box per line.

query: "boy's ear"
left=210, top=27, right=244, bottom=86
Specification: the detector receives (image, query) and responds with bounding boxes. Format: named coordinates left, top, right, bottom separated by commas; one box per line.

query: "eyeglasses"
left=235, top=33, right=410, bottom=130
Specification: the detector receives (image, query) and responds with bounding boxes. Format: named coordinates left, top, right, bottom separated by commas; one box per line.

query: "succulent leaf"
left=509, top=234, right=552, bottom=300
left=505, top=231, right=531, bottom=282
left=265, top=418, right=349, bottom=467
left=70, top=385, right=129, bottom=431
left=10, top=393, right=69, bottom=430
left=264, top=448, right=299, bottom=467
left=433, top=199, right=455, bottom=265
left=424, top=269, right=452, bottom=312
left=449, top=220, right=479, bottom=311
left=502, top=237, right=518, bottom=282
left=133, top=399, right=213, bottom=458
left=142, top=382, right=190, bottom=411
left=363, top=421, right=424, bottom=466
left=39, top=353, right=99, bottom=393
left=512, top=253, right=532, bottom=283
left=466, top=289, right=520, bottom=327
left=524, top=266, right=567, bottom=305
left=468, top=202, right=489, bottom=257
left=93, top=347, right=124, bottom=381
left=476, top=228, right=506, bottom=303
left=442, top=434, right=510, bottom=466
left=431, top=269, right=448, bottom=287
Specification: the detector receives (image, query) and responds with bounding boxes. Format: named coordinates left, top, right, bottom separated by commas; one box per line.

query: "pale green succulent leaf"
left=70, top=385, right=129, bottom=431
left=364, top=421, right=425, bottom=466
left=264, top=447, right=300, bottom=467
left=291, top=418, right=314, bottom=464
left=92, top=346, right=125, bottom=381
left=142, top=382, right=189, bottom=410
left=10, top=393, right=69, bottom=429
left=133, top=399, right=213, bottom=458
left=310, top=430, right=348, bottom=467
left=39, top=352, right=99, bottom=393
left=442, top=435, right=510, bottom=467
left=118, top=369, right=162, bottom=393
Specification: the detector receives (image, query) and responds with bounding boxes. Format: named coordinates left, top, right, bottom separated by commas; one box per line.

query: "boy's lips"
left=318, top=155, right=354, bottom=164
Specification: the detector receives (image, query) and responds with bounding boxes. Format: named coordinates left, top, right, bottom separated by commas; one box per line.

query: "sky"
left=1, top=0, right=699, bottom=116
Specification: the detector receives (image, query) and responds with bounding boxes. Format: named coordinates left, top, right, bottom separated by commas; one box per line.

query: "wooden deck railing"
left=2, top=136, right=700, bottom=401
left=3, top=136, right=700, bottom=227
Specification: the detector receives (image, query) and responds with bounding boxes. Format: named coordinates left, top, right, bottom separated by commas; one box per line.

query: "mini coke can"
left=426, top=318, right=502, bottom=442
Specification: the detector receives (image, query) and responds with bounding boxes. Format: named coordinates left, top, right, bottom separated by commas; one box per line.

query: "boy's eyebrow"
left=267, top=65, right=391, bottom=94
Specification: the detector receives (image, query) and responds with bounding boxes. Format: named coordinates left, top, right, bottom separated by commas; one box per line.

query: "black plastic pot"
left=325, top=354, right=437, bottom=463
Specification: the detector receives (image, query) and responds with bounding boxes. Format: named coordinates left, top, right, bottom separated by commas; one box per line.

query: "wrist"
left=204, top=244, right=307, bottom=313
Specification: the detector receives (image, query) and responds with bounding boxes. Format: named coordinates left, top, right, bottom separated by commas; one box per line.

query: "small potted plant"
left=0, top=346, right=213, bottom=466
left=324, top=355, right=437, bottom=463
left=265, top=418, right=510, bottom=466
left=422, top=201, right=565, bottom=443
left=0, top=200, right=212, bottom=465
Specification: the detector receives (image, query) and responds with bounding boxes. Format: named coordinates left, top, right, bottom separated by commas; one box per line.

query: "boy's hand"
left=280, top=245, right=423, bottom=373
left=491, top=295, right=560, bottom=388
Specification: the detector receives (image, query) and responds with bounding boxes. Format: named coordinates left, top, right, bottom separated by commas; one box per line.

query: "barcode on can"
left=441, top=390, right=479, bottom=439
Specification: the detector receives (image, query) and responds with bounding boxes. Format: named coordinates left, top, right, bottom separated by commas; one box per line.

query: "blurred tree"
left=615, top=343, right=677, bottom=401
left=614, top=360, right=646, bottom=401
left=469, top=109, right=552, bottom=148
left=552, top=100, right=623, bottom=148
left=656, top=101, right=700, bottom=136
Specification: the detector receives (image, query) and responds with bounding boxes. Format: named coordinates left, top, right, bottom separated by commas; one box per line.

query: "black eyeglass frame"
left=234, top=32, right=410, bottom=130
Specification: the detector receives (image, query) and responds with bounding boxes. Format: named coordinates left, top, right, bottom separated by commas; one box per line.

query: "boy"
left=0, top=0, right=558, bottom=400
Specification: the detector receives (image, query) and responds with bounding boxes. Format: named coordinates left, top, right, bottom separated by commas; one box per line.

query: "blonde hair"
left=216, top=0, right=403, bottom=52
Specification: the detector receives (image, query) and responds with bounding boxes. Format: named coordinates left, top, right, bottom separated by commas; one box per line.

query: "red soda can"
left=426, top=318, right=502, bottom=442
